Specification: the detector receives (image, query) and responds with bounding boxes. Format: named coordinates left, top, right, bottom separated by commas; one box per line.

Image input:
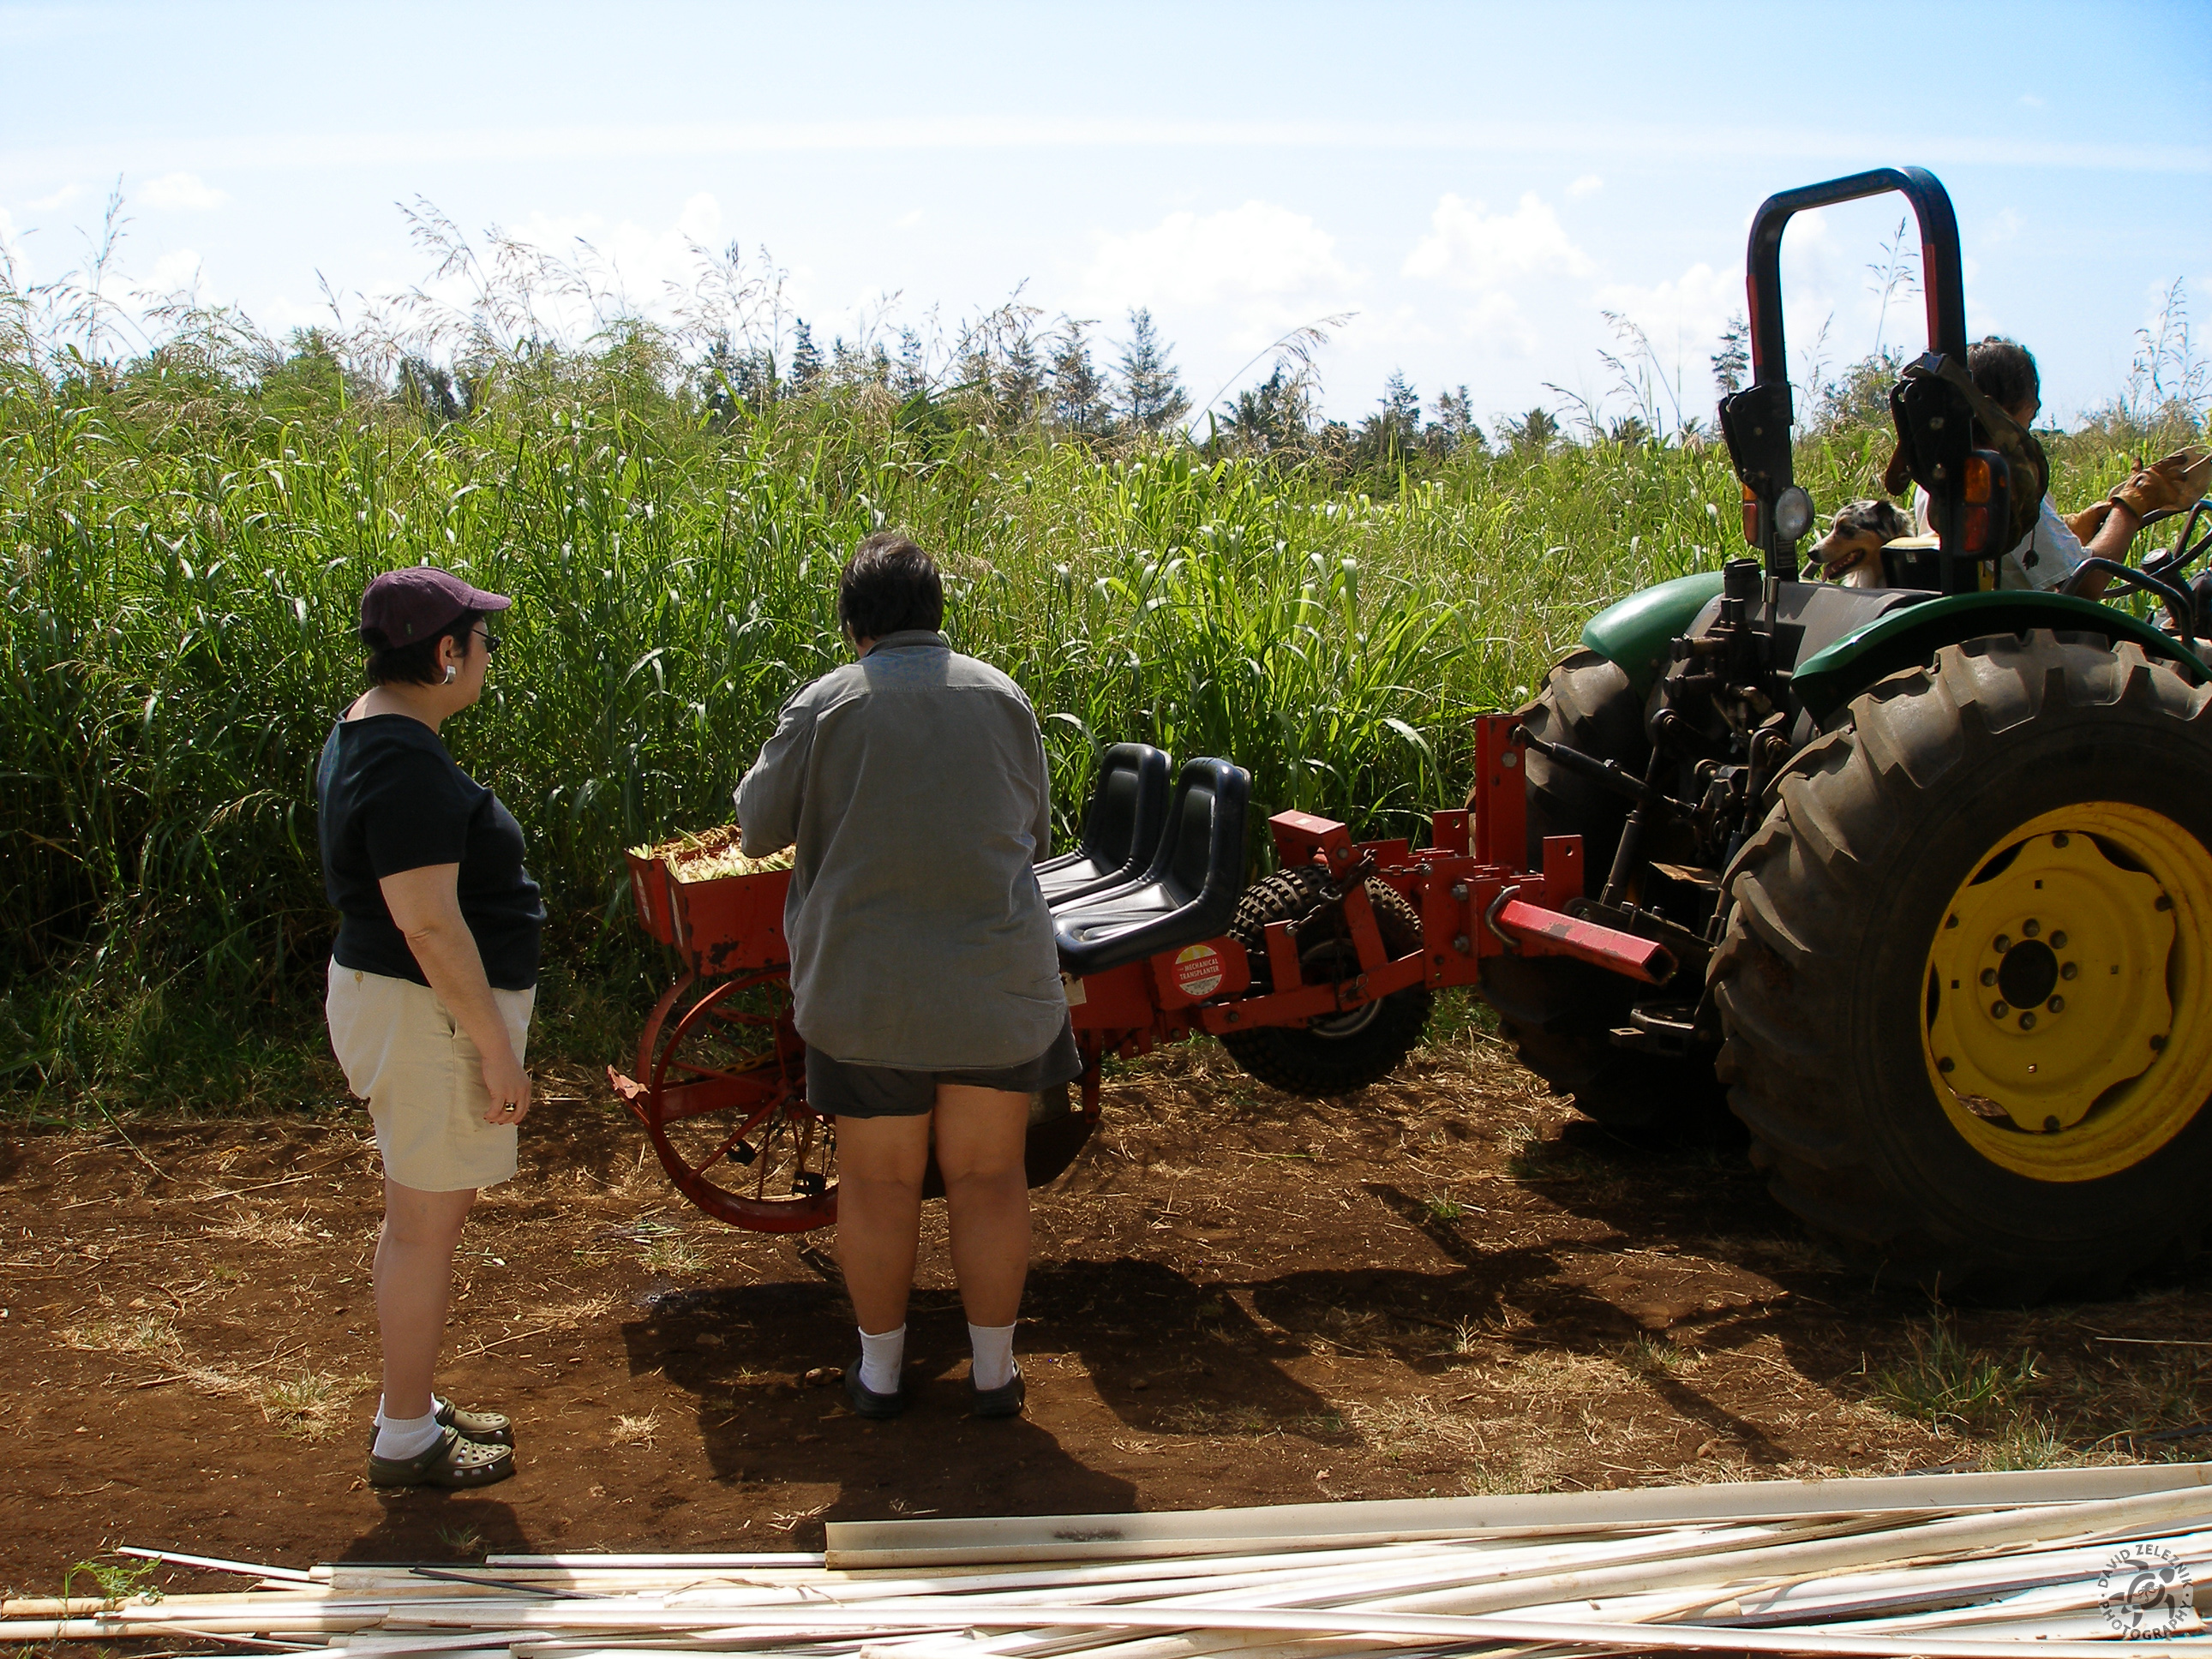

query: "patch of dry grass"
left=640, top=1233, right=706, bottom=1275
left=529, top=1294, right=616, bottom=1324
left=610, top=1411, right=662, bottom=1447
left=1341, top=1392, right=1490, bottom=1462
left=58, top=1311, right=184, bottom=1361
left=251, top=1369, right=367, bottom=1440
left=207, top=1208, right=324, bottom=1247
left=61, top=1306, right=365, bottom=1437
left=1436, top=1316, right=1487, bottom=1358
left=1453, top=1434, right=1564, bottom=1494
left=1489, top=1348, right=1620, bottom=1398
left=1979, top=1415, right=2089, bottom=1470
left=1156, top=1401, right=1280, bottom=1436
left=1614, top=1333, right=1698, bottom=1380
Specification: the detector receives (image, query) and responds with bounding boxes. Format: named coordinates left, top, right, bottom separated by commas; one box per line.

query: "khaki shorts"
left=325, top=961, right=534, bottom=1193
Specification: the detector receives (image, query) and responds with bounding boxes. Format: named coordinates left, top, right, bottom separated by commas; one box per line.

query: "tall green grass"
left=0, top=333, right=2185, bottom=1113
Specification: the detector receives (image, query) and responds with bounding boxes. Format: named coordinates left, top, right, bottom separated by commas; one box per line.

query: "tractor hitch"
left=1490, top=896, right=1677, bottom=984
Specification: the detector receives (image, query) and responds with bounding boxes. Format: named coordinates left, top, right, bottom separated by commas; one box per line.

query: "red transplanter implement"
left=610, top=716, right=1656, bottom=1234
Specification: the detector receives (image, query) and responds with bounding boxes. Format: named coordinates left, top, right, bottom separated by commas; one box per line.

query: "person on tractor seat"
left=1912, top=338, right=2206, bottom=598
left=1816, top=337, right=2209, bottom=594
left=734, top=532, right=1079, bottom=1422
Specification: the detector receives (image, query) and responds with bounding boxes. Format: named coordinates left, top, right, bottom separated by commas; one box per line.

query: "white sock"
left=857, top=1325, right=906, bottom=1395
left=968, top=1321, right=1017, bottom=1392
left=372, top=1398, right=443, bottom=1460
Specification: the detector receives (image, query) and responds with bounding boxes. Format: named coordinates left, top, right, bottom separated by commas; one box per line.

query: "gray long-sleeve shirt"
left=734, top=631, right=1067, bottom=1069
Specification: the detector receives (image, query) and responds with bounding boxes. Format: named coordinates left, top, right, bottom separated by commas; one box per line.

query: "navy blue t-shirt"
left=315, top=714, right=543, bottom=991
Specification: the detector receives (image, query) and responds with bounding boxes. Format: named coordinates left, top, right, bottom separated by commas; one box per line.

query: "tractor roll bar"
left=1723, top=166, right=1967, bottom=580
left=1747, top=166, right=1967, bottom=391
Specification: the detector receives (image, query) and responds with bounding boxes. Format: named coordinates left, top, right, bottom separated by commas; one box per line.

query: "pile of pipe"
left=9, top=1465, right=2212, bottom=1658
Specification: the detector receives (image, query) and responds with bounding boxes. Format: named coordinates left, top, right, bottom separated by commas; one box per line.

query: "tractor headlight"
left=1775, top=486, right=1814, bottom=542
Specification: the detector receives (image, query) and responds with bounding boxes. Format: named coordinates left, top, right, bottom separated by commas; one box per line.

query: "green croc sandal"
left=368, top=1425, right=515, bottom=1488
left=436, top=1398, right=514, bottom=1446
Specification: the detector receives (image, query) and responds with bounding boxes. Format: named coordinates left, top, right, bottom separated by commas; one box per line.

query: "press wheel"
left=630, top=970, right=838, bottom=1232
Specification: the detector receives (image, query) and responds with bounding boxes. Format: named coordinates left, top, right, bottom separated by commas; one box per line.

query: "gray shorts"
left=807, top=1018, right=1083, bottom=1120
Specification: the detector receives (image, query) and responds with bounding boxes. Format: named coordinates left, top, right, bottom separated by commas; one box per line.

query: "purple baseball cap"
left=360, top=566, right=512, bottom=646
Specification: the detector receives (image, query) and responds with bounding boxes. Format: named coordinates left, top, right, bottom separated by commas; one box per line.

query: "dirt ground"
left=7, top=1012, right=2212, bottom=1599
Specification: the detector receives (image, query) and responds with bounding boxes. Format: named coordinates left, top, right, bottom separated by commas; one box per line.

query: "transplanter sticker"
left=1172, top=943, right=1224, bottom=999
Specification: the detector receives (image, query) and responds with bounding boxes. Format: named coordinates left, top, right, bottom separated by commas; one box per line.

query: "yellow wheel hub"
left=1922, top=803, right=2212, bottom=1181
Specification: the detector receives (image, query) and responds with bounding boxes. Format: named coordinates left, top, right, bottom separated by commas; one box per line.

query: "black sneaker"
left=845, top=1360, right=906, bottom=1420
left=970, top=1364, right=1025, bottom=1419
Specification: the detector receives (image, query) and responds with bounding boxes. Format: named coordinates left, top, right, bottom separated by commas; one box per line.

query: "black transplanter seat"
left=1036, top=743, right=1172, bottom=907
left=1052, top=758, right=1250, bottom=979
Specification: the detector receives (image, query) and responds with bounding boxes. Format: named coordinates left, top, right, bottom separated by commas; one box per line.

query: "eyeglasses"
left=474, top=626, right=502, bottom=655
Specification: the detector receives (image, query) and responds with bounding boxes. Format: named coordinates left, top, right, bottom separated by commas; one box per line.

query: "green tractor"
left=1489, top=165, right=2212, bottom=1302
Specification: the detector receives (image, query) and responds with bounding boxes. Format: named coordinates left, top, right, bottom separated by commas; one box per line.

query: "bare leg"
left=376, top=1179, right=476, bottom=1420
left=834, top=1113, right=933, bottom=1334
left=932, top=1085, right=1033, bottom=1327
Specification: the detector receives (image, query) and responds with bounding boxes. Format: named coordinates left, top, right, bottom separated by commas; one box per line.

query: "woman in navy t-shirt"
left=316, top=565, right=542, bottom=1489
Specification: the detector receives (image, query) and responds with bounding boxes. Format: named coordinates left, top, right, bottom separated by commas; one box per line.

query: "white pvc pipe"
left=486, top=1557, right=829, bottom=1570
left=480, top=1596, right=2212, bottom=1657
left=877, top=1495, right=2212, bottom=1659
left=822, top=1463, right=2212, bottom=1566
left=117, top=1548, right=317, bottom=1585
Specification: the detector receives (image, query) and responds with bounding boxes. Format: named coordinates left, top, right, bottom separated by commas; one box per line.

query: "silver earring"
left=443, top=664, right=458, bottom=685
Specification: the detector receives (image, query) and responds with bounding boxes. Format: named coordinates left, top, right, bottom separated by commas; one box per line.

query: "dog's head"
left=1811, top=499, right=1913, bottom=583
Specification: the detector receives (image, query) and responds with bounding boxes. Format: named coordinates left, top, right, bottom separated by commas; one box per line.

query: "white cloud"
left=1595, top=261, right=1740, bottom=357
left=140, top=171, right=227, bottom=211
left=146, top=247, right=205, bottom=295
left=674, top=190, right=720, bottom=244
left=1403, top=191, right=1593, bottom=290
left=1568, top=174, right=1604, bottom=198
left=1080, top=201, right=1360, bottom=310
left=25, top=182, right=78, bottom=212
left=1454, top=291, right=1539, bottom=356
left=895, top=209, right=923, bottom=230
left=259, top=291, right=339, bottom=336
left=1340, top=303, right=1445, bottom=350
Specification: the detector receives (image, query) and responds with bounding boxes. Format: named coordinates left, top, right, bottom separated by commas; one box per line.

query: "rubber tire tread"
left=1711, top=630, right=2212, bottom=1303
left=1474, top=650, right=1726, bottom=1132
left=1218, top=865, right=1433, bottom=1097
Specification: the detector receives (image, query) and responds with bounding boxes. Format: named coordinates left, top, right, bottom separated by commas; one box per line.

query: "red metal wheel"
left=624, top=970, right=837, bottom=1232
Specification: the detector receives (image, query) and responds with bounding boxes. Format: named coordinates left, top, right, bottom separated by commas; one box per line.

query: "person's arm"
left=381, top=863, right=531, bottom=1124
left=2059, top=501, right=2143, bottom=601
left=735, top=693, right=815, bottom=857
left=2062, top=449, right=2210, bottom=598
left=1029, top=726, right=1053, bottom=865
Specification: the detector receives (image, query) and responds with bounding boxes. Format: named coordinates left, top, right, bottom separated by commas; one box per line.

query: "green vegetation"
left=2, top=226, right=2202, bottom=1116
left=61, top=1554, right=164, bottom=1607
left=1870, top=1315, right=2043, bottom=1434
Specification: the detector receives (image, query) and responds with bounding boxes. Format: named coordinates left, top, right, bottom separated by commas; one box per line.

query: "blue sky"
left=2, top=0, right=2206, bottom=430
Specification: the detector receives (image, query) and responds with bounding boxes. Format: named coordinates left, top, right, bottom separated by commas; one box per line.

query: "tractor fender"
left=1580, top=571, right=1724, bottom=696
left=1791, top=590, right=2212, bottom=720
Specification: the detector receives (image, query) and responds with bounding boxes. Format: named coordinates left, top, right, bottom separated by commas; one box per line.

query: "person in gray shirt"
left=736, top=532, right=1079, bottom=1422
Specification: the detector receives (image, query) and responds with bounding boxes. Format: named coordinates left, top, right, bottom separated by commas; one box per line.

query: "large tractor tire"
left=1475, top=649, right=1726, bottom=1133
left=1711, top=632, right=2212, bottom=1302
left=1220, top=865, right=1432, bottom=1097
